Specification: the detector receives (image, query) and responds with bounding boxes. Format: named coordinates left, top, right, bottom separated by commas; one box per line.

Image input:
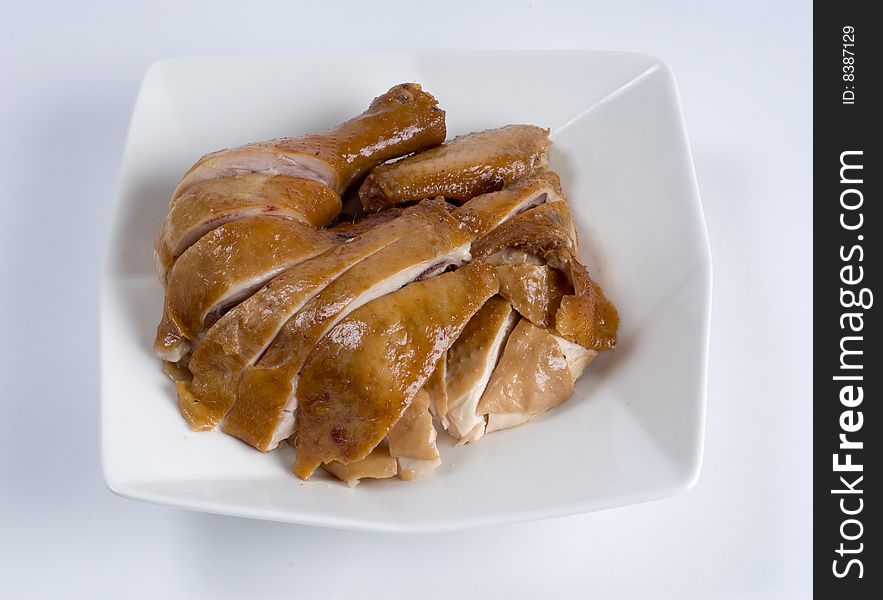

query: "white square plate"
left=102, top=52, right=711, bottom=533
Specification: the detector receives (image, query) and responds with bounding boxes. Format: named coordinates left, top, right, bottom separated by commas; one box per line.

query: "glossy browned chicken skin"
left=223, top=200, right=472, bottom=451
left=293, top=260, right=498, bottom=479
left=359, top=124, right=551, bottom=211
left=177, top=201, right=448, bottom=431
left=153, top=83, right=623, bottom=485
left=172, top=83, right=446, bottom=200
left=154, top=217, right=335, bottom=362
left=155, top=174, right=341, bottom=279
left=453, top=170, right=564, bottom=237
left=474, top=201, right=619, bottom=351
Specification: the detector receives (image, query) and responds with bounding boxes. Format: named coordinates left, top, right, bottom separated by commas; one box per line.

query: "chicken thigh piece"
left=293, top=259, right=499, bottom=479
left=479, top=319, right=597, bottom=433
left=177, top=200, right=446, bottom=431
left=359, top=125, right=551, bottom=210
left=223, top=201, right=472, bottom=451
left=155, top=174, right=340, bottom=278
left=171, top=83, right=446, bottom=200
left=154, top=217, right=335, bottom=362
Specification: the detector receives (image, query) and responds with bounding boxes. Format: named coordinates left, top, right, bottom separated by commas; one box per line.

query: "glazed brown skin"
left=172, top=83, right=446, bottom=200
left=495, top=264, right=570, bottom=328
left=153, top=217, right=335, bottom=362
left=222, top=200, right=472, bottom=451
left=293, top=260, right=499, bottom=479
left=359, top=124, right=551, bottom=211
left=177, top=201, right=444, bottom=431
left=555, top=261, right=620, bottom=351
left=327, top=206, right=405, bottom=241
left=473, top=202, right=618, bottom=351
left=478, top=320, right=594, bottom=425
left=452, top=170, right=563, bottom=237
left=156, top=174, right=341, bottom=278
left=387, top=389, right=439, bottom=462
left=322, top=445, right=398, bottom=486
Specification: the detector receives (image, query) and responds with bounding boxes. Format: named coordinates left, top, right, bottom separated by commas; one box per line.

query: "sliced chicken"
left=495, top=263, right=570, bottom=328
left=322, top=445, right=398, bottom=487
left=474, top=202, right=618, bottom=351
left=424, top=355, right=448, bottom=429
left=479, top=319, right=597, bottom=433
left=554, top=261, right=619, bottom=352
left=387, top=389, right=442, bottom=480
left=222, top=202, right=473, bottom=451
left=359, top=124, right=551, bottom=210
left=172, top=83, right=446, bottom=200
left=155, top=174, right=341, bottom=278
left=472, top=200, right=576, bottom=260
left=324, top=389, right=441, bottom=485
left=154, top=217, right=335, bottom=362
left=453, top=170, right=563, bottom=237
left=294, top=259, right=499, bottom=479
left=328, top=206, right=405, bottom=241
left=177, top=200, right=447, bottom=430
left=440, top=296, right=516, bottom=444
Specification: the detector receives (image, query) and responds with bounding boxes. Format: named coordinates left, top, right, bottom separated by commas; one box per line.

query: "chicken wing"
left=359, top=124, right=551, bottom=210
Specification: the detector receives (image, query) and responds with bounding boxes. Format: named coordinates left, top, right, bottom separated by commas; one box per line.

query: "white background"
left=0, top=1, right=811, bottom=598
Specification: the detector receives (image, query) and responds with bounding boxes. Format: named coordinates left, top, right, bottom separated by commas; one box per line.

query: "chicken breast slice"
left=222, top=202, right=473, bottom=451
left=359, top=124, right=551, bottom=210
left=155, top=174, right=341, bottom=279
left=154, top=217, right=335, bottom=362
left=294, top=260, right=499, bottom=479
left=440, top=296, right=517, bottom=444
left=171, top=83, right=445, bottom=200
left=479, top=320, right=598, bottom=434
left=387, top=389, right=442, bottom=480
left=176, top=200, right=447, bottom=431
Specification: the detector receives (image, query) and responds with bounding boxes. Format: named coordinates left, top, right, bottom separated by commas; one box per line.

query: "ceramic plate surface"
left=101, top=52, right=711, bottom=532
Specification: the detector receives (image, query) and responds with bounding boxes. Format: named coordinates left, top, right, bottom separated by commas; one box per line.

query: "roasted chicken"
left=153, top=83, right=619, bottom=485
